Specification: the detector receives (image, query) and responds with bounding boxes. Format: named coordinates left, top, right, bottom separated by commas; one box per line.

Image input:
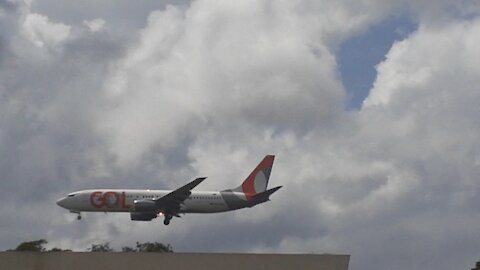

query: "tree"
left=48, top=247, right=72, bottom=252
left=135, top=242, right=173, bottom=253
left=14, top=239, right=48, bottom=252
left=88, top=242, right=114, bottom=252
left=120, top=242, right=173, bottom=253
left=9, top=239, right=172, bottom=253
left=9, top=239, right=70, bottom=252
left=121, top=246, right=136, bottom=252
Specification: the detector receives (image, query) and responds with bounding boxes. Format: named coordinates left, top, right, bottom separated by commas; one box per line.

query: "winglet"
left=175, top=177, right=206, bottom=192
left=185, top=177, right=206, bottom=190
left=156, top=177, right=206, bottom=203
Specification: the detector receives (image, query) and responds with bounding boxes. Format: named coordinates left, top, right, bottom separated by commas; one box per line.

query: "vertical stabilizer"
left=233, top=155, right=275, bottom=200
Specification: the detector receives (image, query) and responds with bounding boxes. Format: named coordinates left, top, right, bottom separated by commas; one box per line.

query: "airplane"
left=56, top=155, right=282, bottom=225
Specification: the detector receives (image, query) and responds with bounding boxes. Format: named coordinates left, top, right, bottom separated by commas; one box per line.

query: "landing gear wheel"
left=70, top=211, right=82, bottom=220
left=163, top=215, right=172, bottom=225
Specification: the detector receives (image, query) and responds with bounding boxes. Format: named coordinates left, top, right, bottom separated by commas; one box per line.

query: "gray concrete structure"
left=0, top=252, right=350, bottom=270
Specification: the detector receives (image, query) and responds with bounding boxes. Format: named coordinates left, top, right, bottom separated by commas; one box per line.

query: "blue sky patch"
left=338, top=15, right=417, bottom=109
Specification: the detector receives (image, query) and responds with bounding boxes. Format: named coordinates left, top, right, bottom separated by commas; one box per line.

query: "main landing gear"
left=163, top=214, right=172, bottom=226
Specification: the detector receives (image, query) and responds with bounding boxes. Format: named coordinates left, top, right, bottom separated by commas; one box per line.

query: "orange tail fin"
left=233, top=155, right=275, bottom=200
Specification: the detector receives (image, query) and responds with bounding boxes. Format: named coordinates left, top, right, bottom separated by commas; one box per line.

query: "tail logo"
left=221, top=155, right=279, bottom=208
left=241, top=155, right=274, bottom=200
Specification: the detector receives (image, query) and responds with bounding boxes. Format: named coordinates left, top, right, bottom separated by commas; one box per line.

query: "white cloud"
left=98, top=0, right=396, bottom=167
left=83, top=18, right=106, bottom=33
left=21, top=12, right=71, bottom=48
left=1, top=1, right=480, bottom=270
left=349, top=18, right=480, bottom=269
left=365, top=19, right=480, bottom=108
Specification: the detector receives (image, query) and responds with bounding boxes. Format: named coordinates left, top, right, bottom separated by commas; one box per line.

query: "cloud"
left=1, top=1, right=480, bottom=270
left=351, top=17, right=480, bottom=270
left=21, top=12, right=71, bottom=48
left=0, top=0, right=125, bottom=249
left=97, top=0, right=391, bottom=167
left=92, top=3, right=480, bottom=269
left=83, top=18, right=106, bottom=33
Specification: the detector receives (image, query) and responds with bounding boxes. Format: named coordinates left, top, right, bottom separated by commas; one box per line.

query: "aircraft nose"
left=56, top=197, right=67, bottom=208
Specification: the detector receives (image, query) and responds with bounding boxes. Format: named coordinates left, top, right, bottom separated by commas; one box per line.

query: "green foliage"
left=121, top=246, right=137, bottom=252
left=88, top=242, right=114, bottom=252
left=10, top=239, right=70, bottom=252
left=10, top=239, right=172, bottom=253
left=135, top=242, right=173, bottom=253
left=14, top=239, right=48, bottom=252
left=48, top=247, right=72, bottom=252
left=121, top=242, right=174, bottom=253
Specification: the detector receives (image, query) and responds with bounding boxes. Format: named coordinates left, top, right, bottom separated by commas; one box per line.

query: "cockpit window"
left=67, top=194, right=76, bottom=197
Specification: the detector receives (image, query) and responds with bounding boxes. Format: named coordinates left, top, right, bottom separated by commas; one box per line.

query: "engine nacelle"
left=133, top=199, right=157, bottom=212
left=130, top=212, right=157, bottom=221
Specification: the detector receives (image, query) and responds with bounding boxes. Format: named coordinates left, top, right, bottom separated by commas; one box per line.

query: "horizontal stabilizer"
left=252, top=186, right=282, bottom=203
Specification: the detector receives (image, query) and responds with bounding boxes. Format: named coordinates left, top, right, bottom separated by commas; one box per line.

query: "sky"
left=1, top=0, right=480, bottom=269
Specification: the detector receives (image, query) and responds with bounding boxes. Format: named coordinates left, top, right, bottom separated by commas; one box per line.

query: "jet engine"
left=133, top=199, right=157, bottom=212
left=130, top=212, right=157, bottom=221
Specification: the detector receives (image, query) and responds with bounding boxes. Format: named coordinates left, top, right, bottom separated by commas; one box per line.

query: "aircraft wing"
left=155, top=177, right=206, bottom=216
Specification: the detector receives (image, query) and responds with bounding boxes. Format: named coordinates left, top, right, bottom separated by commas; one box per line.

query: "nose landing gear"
left=70, top=211, right=81, bottom=220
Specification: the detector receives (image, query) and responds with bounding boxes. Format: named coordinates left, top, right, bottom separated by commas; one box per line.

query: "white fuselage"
left=56, top=155, right=280, bottom=224
left=57, top=189, right=246, bottom=214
